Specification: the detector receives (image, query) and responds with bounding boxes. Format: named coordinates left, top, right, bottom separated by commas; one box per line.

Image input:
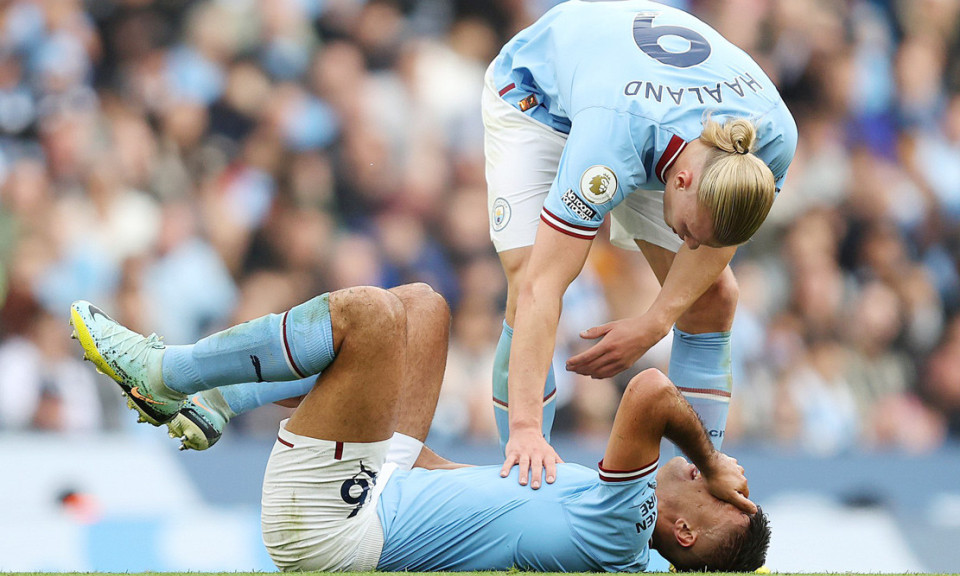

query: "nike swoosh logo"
left=251, top=355, right=264, bottom=383
left=191, top=394, right=212, bottom=413
left=88, top=304, right=114, bottom=324
left=130, top=386, right=162, bottom=405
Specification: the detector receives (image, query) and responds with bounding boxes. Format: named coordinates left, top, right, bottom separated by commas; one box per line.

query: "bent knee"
left=684, top=269, right=739, bottom=328
left=369, top=287, right=406, bottom=329
left=408, top=282, right=450, bottom=314
left=624, top=368, right=673, bottom=403
left=499, top=247, right=532, bottom=285
left=717, top=270, right=740, bottom=307
left=394, top=282, right=435, bottom=300
left=423, top=287, right=451, bottom=324
left=704, top=270, right=739, bottom=311
left=335, top=286, right=406, bottom=334
left=392, top=282, right=450, bottom=323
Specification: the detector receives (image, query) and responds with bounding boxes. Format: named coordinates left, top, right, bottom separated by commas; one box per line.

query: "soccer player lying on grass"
left=69, top=283, right=769, bottom=572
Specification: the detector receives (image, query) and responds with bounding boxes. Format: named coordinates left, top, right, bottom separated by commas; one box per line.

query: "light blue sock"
left=493, top=320, right=557, bottom=455
left=668, top=328, right=732, bottom=450
left=217, top=376, right=318, bottom=416
left=162, top=294, right=336, bottom=395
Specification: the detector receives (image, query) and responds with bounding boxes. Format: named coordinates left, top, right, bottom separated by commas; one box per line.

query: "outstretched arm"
left=602, top=368, right=756, bottom=514
left=502, top=222, right=592, bottom=488
left=568, top=244, right=736, bottom=378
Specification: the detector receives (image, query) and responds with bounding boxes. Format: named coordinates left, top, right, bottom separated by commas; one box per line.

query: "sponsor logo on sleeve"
left=492, top=197, right=512, bottom=231
left=561, top=189, right=598, bottom=221
left=579, top=165, right=617, bottom=204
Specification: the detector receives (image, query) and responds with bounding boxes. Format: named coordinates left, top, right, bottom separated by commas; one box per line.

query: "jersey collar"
left=655, top=134, right=688, bottom=184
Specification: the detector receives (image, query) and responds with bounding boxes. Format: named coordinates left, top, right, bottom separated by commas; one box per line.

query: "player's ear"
left=673, top=518, right=697, bottom=548
left=673, top=169, right=692, bottom=192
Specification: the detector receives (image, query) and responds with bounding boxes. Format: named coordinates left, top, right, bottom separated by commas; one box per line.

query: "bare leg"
left=499, top=246, right=533, bottom=326
left=414, top=445, right=470, bottom=470
left=635, top=240, right=738, bottom=450
left=389, top=283, right=450, bottom=442
left=285, top=286, right=407, bottom=442
left=284, top=284, right=454, bottom=450
left=388, top=284, right=467, bottom=469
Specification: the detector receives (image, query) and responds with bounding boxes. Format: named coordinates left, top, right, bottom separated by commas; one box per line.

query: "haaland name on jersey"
left=623, top=72, right=765, bottom=106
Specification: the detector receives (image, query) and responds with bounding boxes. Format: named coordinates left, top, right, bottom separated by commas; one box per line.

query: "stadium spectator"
left=0, top=0, right=957, bottom=453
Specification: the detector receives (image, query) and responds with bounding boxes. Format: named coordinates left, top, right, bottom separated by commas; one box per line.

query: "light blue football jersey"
left=490, top=0, right=797, bottom=239
left=376, top=461, right=659, bottom=572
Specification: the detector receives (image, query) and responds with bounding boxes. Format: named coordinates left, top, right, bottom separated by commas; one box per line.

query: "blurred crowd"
left=0, top=0, right=959, bottom=456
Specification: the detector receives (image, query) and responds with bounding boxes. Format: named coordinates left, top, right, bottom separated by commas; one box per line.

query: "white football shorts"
left=482, top=63, right=682, bottom=254
left=261, top=420, right=396, bottom=572
left=609, top=191, right=683, bottom=253
left=482, top=63, right=567, bottom=253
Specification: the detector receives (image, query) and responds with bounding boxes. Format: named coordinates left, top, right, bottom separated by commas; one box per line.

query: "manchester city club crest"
left=492, top=197, right=512, bottom=231
left=579, top=165, right=618, bottom=204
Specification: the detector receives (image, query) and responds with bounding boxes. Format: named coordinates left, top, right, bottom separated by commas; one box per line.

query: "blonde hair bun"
left=697, top=117, right=775, bottom=246
left=702, top=117, right=756, bottom=155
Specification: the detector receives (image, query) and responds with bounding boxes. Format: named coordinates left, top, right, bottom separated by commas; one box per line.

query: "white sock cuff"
left=386, top=432, right=424, bottom=471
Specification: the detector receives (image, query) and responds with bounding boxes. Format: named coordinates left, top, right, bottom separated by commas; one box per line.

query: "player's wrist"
left=510, top=420, right=543, bottom=435
left=637, top=310, right=673, bottom=339
left=696, top=450, right=725, bottom=478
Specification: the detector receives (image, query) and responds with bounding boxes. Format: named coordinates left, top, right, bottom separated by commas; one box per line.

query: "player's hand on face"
left=500, top=426, right=563, bottom=489
left=702, top=453, right=757, bottom=515
left=566, top=315, right=670, bottom=379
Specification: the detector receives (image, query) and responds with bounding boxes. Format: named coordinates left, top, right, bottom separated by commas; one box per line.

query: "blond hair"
left=697, top=118, right=776, bottom=246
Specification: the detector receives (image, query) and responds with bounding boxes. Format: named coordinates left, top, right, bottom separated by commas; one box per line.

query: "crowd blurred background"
left=1, top=0, right=959, bottom=456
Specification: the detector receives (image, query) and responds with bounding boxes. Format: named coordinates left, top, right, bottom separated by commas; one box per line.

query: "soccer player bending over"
left=484, top=0, right=798, bottom=488
left=70, top=283, right=769, bottom=572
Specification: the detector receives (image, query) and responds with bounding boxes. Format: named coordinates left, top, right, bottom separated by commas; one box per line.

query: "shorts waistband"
left=276, top=419, right=392, bottom=453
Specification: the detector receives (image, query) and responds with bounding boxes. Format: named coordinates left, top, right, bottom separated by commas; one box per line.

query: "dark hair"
left=674, top=506, right=772, bottom=572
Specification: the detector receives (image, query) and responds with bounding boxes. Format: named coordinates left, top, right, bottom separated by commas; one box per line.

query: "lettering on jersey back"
left=646, top=83, right=663, bottom=102
left=667, top=86, right=685, bottom=105
left=688, top=86, right=704, bottom=105
left=724, top=77, right=744, bottom=97
left=703, top=84, right=723, bottom=104
left=622, top=72, right=763, bottom=106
